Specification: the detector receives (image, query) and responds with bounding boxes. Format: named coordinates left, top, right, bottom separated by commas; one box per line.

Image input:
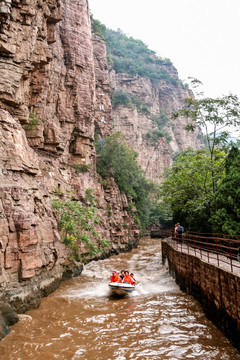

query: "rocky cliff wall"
left=110, top=70, right=204, bottom=182
left=92, top=31, right=112, bottom=138
left=0, top=0, right=139, bottom=321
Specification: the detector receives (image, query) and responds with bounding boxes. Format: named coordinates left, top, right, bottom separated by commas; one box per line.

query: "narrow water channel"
left=0, top=237, right=239, bottom=360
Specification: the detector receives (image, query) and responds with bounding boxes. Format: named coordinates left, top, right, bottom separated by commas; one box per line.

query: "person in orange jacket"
left=130, top=273, right=137, bottom=285
left=123, top=271, right=134, bottom=285
left=110, top=271, right=121, bottom=283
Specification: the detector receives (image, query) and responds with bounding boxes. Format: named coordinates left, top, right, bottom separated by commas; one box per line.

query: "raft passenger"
left=119, top=270, right=125, bottom=282
left=130, top=273, right=137, bottom=284
left=123, top=271, right=134, bottom=285
left=110, top=271, right=121, bottom=283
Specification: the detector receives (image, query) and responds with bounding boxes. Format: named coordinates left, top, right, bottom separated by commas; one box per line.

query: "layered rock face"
left=0, top=0, right=139, bottom=317
left=110, top=70, right=204, bottom=182
left=92, top=31, right=112, bottom=138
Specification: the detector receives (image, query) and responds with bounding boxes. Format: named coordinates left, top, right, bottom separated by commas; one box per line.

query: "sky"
left=88, top=0, right=240, bottom=100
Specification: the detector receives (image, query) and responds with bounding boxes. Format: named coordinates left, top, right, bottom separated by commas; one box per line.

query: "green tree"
left=172, top=79, right=240, bottom=193
left=159, top=148, right=225, bottom=231
left=210, top=145, right=240, bottom=234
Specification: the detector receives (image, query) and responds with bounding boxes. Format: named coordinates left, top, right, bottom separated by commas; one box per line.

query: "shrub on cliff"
left=111, top=90, right=132, bottom=108
left=52, top=189, right=109, bottom=262
left=91, top=18, right=106, bottom=39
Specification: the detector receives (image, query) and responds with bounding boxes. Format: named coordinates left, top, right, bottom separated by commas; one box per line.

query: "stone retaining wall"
left=162, top=239, right=240, bottom=353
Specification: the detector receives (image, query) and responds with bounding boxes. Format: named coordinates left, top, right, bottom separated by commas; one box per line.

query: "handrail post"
left=216, top=239, right=219, bottom=267
left=207, top=238, right=209, bottom=263
left=199, top=237, right=202, bottom=259
left=229, top=240, right=233, bottom=273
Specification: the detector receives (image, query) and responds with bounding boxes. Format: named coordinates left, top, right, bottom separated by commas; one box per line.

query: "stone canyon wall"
left=0, top=0, right=139, bottom=330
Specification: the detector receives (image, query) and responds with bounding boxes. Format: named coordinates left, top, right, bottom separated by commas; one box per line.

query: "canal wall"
left=162, top=239, right=240, bottom=353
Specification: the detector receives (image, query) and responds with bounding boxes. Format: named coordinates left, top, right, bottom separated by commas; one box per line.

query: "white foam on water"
left=72, top=348, right=87, bottom=360
left=63, top=282, right=109, bottom=299
left=18, top=314, right=33, bottom=322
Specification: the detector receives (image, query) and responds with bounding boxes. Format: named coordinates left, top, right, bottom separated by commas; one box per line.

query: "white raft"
left=108, top=282, right=135, bottom=296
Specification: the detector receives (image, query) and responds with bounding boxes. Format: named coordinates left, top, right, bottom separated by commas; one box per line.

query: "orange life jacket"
left=110, top=274, right=121, bottom=283
left=123, top=274, right=133, bottom=285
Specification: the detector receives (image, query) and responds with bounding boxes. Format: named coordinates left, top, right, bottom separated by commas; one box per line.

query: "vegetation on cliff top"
left=92, top=18, right=178, bottom=86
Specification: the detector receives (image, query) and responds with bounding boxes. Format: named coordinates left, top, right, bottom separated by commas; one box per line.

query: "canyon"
left=0, top=0, right=202, bottom=338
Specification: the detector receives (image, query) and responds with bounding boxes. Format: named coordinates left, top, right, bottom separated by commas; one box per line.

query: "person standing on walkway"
left=174, top=223, right=179, bottom=238
left=177, top=223, right=184, bottom=241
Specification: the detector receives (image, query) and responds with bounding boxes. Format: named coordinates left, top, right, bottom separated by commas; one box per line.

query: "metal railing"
left=160, top=230, right=240, bottom=274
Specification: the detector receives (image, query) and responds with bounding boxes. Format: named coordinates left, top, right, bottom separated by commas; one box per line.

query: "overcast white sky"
left=88, top=0, right=240, bottom=100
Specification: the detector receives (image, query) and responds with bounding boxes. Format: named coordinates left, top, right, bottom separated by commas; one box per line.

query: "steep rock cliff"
left=110, top=70, right=204, bottom=182
left=101, top=28, right=204, bottom=182
left=92, top=31, right=112, bottom=138
left=0, top=0, right=139, bottom=318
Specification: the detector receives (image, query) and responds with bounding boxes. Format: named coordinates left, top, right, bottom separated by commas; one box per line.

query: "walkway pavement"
left=165, top=237, right=240, bottom=278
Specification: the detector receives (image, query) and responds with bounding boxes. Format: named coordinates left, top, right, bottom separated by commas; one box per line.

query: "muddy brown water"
left=0, top=237, right=239, bottom=360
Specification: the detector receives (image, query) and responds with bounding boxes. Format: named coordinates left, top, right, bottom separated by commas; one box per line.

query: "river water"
left=0, top=237, right=239, bottom=360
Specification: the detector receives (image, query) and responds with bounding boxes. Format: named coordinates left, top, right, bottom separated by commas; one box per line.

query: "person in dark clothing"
left=177, top=224, right=184, bottom=241
left=119, top=270, right=125, bottom=282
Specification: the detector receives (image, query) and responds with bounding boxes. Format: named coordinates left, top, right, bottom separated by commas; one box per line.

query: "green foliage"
left=24, top=112, right=40, bottom=130
left=145, top=129, right=172, bottom=145
left=111, top=90, right=132, bottom=108
left=51, top=186, right=64, bottom=197
left=107, top=54, right=114, bottom=66
left=152, top=109, right=170, bottom=129
left=162, top=84, right=240, bottom=233
left=52, top=190, right=109, bottom=261
left=63, top=163, right=91, bottom=174
left=159, top=148, right=225, bottom=231
left=92, top=18, right=106, bottom=39
left=143, top=109, right=172, bottom=145
left=91, top=20, right=178, bottom=86
left=111, top=89, right=150, bottom=115
left=172, top=80, right=240, bottom=194
left=96, top=132, right=156, bottom=229
left=139, top=104, right=150, bottom=114
left=148, top=201, right=173, bottom=229
left=72, top=164, right=91, bottom=173
left=106, top=203, right=112, bottom=216
left=210, top=145, right=240, bottom=234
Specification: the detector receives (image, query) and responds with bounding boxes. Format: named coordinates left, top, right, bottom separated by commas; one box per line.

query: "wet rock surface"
left=0, top=302, right=18, bottom=340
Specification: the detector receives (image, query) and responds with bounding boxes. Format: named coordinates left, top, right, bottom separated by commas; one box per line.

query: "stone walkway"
left=165, top=238, right=240, bottom=278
